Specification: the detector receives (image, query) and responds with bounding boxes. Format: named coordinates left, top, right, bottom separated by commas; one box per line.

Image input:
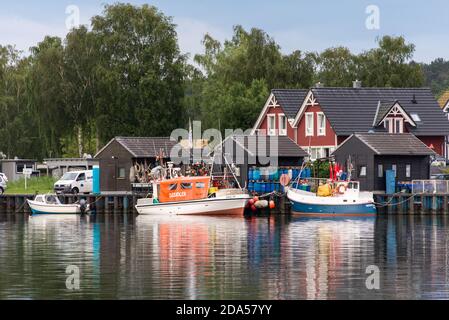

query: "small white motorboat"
left=27, top=194, right=90, bottom=215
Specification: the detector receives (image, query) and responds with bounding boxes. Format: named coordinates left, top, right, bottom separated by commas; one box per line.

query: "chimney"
left=353, top=80, right=362, bottom=89
left=315, top=82, right=324, bottom=88
left=412, top=94, right=418, bottom=104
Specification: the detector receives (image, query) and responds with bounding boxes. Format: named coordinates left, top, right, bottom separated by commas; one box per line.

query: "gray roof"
left=113, top=137, right=177, bottom=158
left=222, top=135, right=308, bottom=158
left=312, top=87, right=449, bottom=136
left=373, top=101, right=396, bottom=126
left=338, top=133, right=436, bottom=156
left=272, top=89, right=309, bottom=118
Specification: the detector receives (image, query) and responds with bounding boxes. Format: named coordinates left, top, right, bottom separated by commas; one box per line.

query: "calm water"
left=1, top=213, right=449, bottom=300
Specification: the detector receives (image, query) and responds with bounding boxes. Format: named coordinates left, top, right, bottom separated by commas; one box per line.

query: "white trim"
left=251, top=93, right=280, bottom=135
left=378, top=102, right=416, bottom=128
left=292, top=90, right=315, bottom=128
left=443, top=100, right=449, bottom=113
left=301, top=145, right=337, bottom=161
left=305, top=112, right=314, bottom=137
left=278, top=113, right=287, bottom=136
left=317, top=112, right=326, bottom=136
left=267, top=114, right=276, bottom=136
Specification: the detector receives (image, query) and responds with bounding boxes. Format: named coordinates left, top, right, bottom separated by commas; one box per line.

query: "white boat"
left=286, top=181, right=377, bottom=216
left=135, top=176, right=251, bottom=216
left=27, top=194, right=89, bottom=215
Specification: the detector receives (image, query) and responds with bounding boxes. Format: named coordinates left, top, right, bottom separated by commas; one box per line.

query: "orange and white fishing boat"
left=135, top=176, right=251, bottom=216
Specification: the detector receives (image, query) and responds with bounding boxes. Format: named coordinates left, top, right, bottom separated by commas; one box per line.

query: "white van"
left=0, top=174, right=7, bottom=195
left=54, top=170, right=93, bottom=194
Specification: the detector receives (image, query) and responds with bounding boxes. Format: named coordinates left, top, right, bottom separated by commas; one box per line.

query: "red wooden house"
left=252, top=84, right=449, bottom=160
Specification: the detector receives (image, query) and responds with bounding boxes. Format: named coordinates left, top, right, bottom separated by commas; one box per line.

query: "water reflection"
left=1, top=214, right=449, bottom=299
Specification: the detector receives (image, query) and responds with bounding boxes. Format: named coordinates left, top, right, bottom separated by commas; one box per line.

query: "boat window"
left=196, top=182, right=206, bottom=189
left=181, top=183, right=193, bottom=190
left=169, top=184, right=178, bottom=191
left=35, top=196, right=44, bottom=203
left=46, top=195, right=58, bottom=204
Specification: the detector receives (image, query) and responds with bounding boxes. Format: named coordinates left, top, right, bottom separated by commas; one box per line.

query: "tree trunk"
left=78, top=126, right=83, bottom=158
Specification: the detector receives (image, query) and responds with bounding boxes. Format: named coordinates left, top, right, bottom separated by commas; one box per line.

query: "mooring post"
left=104, top=197, right=110, bottom=214
left=409, top=195, right=415, bottom=215
left=397, top=195, right=403, bottom=214
left=443, top=195, right=449, bottom=215
left=432, top=195, right=438, bottom=214
left=114, top=196, right=119, bottom=214
left=123, top=196, right=129, bottom=214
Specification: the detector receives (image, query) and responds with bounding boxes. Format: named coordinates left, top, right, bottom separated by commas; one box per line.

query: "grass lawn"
left=5, top=176, right=57, bottom=195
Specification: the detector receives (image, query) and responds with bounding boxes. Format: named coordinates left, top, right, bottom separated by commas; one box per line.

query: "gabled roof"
left=216, top=135, right=308, bottom=158
left=251, top=89, right=308, bottom=134
left=311, top=87, right=449, bottom=136
left=95, top=137, right=177, bottom=158
left=372, top=100, right=416, bottom=127
left=373, top=101, right=396, bottom=126
left=334, top=133, right=436, bottom=156
left=271, top=89, right=309, bottom=118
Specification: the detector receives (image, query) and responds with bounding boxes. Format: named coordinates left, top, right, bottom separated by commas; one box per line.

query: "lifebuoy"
left=337, top=183, right=347, bottom=194
left=280, top=174, right=291, bottom=187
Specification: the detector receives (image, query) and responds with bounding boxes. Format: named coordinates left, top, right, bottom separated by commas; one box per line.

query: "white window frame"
left=378, top=164, right=384, bottom=178
left=305, top=112, right=314, bottom=137
left=392, top=164, right=397, bottom=178
left=385, top=117, right=404, bottom=134
left=278, top=114, right=287, bottom=136
left=394, top=118, right=404, bottom=133
left=267, top=114, right=276, bottom=136
left=406, top=164, right=411, bottom=178
left=317, top=112, right=326, bottom=136
left=359, top=166, right=367, bottom=177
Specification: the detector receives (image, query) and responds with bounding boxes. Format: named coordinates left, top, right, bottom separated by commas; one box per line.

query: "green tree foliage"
left=91, top=3, right=187, bottom=142
left=0, top=3, right=446, bottom=161
left=0, top=46, right=42, bottom=159
left=358, top=36, right=424, bottom=87
left=194, top=26, right=316, bottom=130
left=422, top=58, right=449, bottom=96
left=316, top=47, right=358, bottom=87
left=315, top=36, right=424, bottom=88
left=28, top=37, right=68, bottom=158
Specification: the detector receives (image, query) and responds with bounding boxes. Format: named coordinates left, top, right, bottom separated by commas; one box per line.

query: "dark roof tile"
left=312, top=87, right=449, bottom=136
left=272, top=89, right=308, bottom=118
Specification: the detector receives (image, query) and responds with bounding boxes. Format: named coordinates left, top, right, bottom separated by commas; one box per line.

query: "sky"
left=1, top=0, right=448, bottom=63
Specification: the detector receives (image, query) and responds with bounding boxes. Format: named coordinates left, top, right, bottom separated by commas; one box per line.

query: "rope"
left=374, top=193, right=417, bottom=208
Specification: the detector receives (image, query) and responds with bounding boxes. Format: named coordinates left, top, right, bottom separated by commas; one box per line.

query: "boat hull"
left=27, top=200, right=82, bottom=215
left=291, top=201, right=377, bottom=216
left=135, top=197, right=249, bottom=216
left=287, top=189, right=377, bottom=216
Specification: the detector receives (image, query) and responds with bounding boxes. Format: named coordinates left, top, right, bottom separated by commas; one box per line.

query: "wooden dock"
left=1, top=193, right=449, bottom=215
left=374, top=194, right=449, bottom=215
left=0, top=193, right=140, bottom=214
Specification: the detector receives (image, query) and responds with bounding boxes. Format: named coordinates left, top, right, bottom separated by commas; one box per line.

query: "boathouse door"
left=104, top=163, right=117, bottom=191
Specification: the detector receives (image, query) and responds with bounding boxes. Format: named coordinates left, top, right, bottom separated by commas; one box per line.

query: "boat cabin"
left=34, top=194, right=61, bottom=205
left=156, top=176, right=211, bottom=203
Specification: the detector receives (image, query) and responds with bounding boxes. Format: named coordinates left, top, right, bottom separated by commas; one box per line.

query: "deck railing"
left=412, top=180, right=449, bottom=194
